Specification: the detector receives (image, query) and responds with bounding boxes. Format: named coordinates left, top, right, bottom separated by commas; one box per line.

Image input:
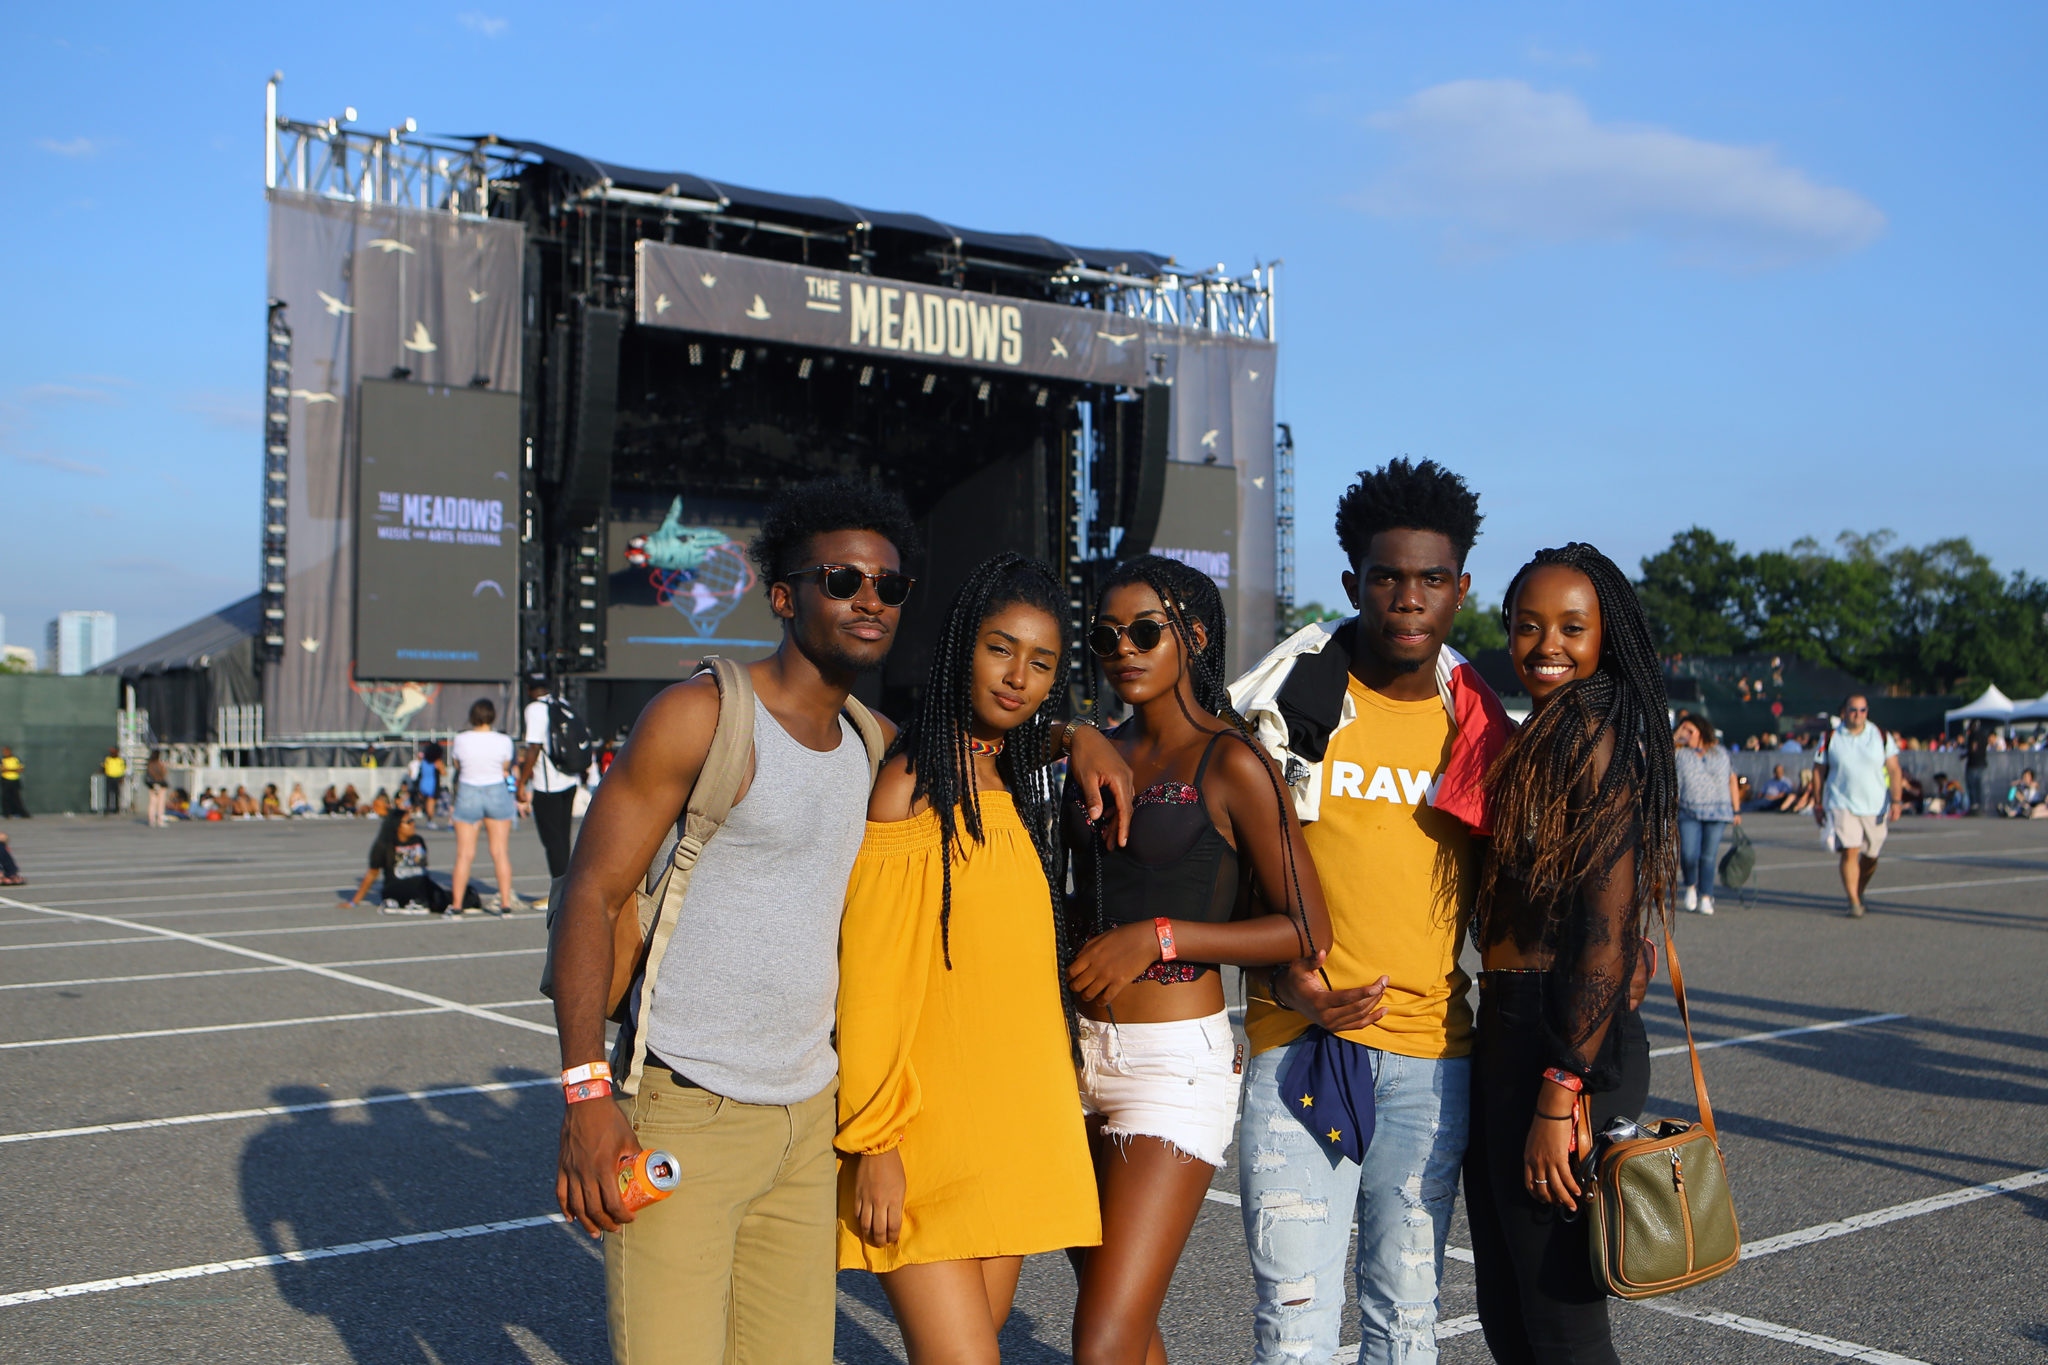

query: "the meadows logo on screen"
left=374, top=491, right=505, bottom=546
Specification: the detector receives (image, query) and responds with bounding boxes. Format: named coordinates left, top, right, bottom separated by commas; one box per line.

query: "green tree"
left=1448, top=597, right=1507, bottom=658
left=1636, top=528, right=1748, bottom=656
left=1283, top=600, right=1347, bottom=634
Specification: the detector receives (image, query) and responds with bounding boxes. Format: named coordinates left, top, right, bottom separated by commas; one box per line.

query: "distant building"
left=47, top=611, right=117, bottom=676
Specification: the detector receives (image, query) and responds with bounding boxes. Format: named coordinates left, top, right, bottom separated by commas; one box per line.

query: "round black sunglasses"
left=1087, top=618, right=1168, bottom=659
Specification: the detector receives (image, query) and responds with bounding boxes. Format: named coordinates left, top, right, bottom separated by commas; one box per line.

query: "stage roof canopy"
left=95, top=595, right=259, bottom=678
left=490, top=138, right=1173, bottom=277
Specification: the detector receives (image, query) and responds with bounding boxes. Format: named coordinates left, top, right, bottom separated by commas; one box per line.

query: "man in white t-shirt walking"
left=517, top=676, right=582, bottom=887
left=1813, top=694, right=1903, bottom=919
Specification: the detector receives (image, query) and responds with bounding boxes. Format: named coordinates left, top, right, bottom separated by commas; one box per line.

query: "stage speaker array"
left=559, top=301, right=623, bottom=526
left=551, top=519, right=609, bottom=674
left=1119, top=381, right=1172, bottom=560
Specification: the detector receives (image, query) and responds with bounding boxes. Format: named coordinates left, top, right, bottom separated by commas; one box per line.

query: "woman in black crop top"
left=1466, top=544, right=1677, bottom=1365
left=1061, top=555, right=1355, bottom=1365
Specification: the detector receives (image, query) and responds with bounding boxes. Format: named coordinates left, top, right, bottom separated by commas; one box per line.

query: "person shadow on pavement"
left=241, top=1074, right=606, bottom=1363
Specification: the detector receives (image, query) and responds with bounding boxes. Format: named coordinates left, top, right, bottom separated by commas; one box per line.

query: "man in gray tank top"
left=550, top=479, right=918, bottom=1365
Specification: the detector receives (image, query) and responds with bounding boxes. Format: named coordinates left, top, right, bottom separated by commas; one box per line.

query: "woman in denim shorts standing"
left=449, top=698, right=521, bottom=912
left=1062, top=556, right=1344, bottom=1365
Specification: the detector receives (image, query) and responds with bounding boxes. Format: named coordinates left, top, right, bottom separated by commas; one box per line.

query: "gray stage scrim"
left=634, top=239, right=1277, bottom=677
left=1157, top=333, right=1277, bottom=674
left=264, top=191, right=525, bottom=738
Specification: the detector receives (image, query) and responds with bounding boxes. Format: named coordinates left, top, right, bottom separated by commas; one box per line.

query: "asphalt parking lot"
left=0, top=808, right=2040, bottom=1363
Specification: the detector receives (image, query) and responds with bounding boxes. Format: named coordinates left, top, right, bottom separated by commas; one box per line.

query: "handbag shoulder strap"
left=1663, top=917, right=1718, bottom=1138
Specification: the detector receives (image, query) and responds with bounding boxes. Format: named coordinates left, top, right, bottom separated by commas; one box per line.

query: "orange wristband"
left=565, top=1077, right=613, bottom=1104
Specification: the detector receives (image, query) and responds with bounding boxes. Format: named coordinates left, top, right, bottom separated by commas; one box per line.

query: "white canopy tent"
left=1945, top=684, right=2016, bottom=724
left=2007, top=691, right=2048, bottom=722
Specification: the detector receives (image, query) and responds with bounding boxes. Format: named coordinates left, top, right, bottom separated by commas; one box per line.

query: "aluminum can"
left=617, top=1147, right=681, bottom=1212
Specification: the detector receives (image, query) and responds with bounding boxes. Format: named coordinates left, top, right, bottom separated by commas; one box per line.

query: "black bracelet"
left=1536, top=1111, right=1576, bottom=1121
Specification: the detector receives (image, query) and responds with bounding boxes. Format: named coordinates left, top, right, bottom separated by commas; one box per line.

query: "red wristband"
left=565, top=1077, right=613, bottom=1104
left=1541, top=1067, right=1584, bottom=1093
left=1153, top=917, right=1177, bottom=962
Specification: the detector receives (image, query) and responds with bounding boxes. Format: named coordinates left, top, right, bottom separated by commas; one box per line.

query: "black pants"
left=382, top=875, right=450, bottom=913
left=1465, top=973, right=1651, bottom=1365
left=531, top=787, right=576, bottom=879
left=1, top=780, right=26, bottom=818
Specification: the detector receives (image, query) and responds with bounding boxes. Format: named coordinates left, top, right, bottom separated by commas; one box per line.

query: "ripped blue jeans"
left=1238, top=1038, right=1470, bottom=1364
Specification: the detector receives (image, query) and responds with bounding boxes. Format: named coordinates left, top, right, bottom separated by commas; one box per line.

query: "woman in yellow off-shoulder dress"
left=837, top=555, right=1100, bottom=1358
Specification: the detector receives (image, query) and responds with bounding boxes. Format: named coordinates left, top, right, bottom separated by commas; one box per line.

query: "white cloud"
left=36, top=136, right=98, bottom=157
left=13, top=451, right=108, bottom=477
left=458, top=11, right=508, bottom=37
left=1361, top=80, right=1885, bottom=268
left=20, top=381, right=124, bottom=405
left=181, top=391, right=262, bottom=431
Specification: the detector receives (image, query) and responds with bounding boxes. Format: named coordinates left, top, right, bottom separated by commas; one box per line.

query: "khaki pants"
left=605, top=1070, right=838, bottom=1365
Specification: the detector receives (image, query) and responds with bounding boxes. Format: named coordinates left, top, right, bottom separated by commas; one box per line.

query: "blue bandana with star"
left=1277, top=1027, right=1377, bottom=1166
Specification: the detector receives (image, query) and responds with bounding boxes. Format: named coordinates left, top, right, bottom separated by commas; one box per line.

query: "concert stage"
left=259, top=78, right=1287, bottom=742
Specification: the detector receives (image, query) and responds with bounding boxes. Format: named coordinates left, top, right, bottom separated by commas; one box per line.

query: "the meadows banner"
left=635, top=240, right=1153, bottom=387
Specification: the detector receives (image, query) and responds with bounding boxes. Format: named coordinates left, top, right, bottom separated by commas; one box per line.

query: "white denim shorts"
left=1076, top=1009, right=1243, bottom=1167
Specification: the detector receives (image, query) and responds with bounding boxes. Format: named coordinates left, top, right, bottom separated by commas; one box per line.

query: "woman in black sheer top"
left=1465, top=544, right=1678, bottom=1365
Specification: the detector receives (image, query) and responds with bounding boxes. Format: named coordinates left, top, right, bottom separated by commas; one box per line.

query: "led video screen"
left=603, top=494, right=783, bottom=679
left=353, top=380, right=521, bottom=681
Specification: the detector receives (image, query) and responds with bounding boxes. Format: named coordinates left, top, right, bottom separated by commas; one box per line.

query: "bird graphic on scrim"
left=745, top=295, right=771, bottom=320
left=403, top=322, right=437, bottom=353
left=468, top=288, right=488, bottom=304
left=1097, top=331, right=1138, bottom=347
left=317, top=291, right=354, bottom=316
left=365, top=238, right=416, bottom=254
left=699, top=272, right=717, bottom=288
left=1050, top=337, right=1070, bottom=358
left=290, top=390, right=339, bottom=404
left=1201, top=429, right=1220, bottom=450
left=655, top=293, right=672, bottom=315
left=349, top=665, right=442, bottom=734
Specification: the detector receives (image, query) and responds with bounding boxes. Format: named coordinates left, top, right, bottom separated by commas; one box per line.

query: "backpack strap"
left=840, top=693, right=888, bottom=782
left=650, top=657, right=757, bottom=893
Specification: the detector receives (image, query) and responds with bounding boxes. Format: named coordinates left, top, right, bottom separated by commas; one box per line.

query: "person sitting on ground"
left=0, top=830, right=23, bottom=886
left=171, top=787, right=192, bottom=819
left=1925, top=771, right=1962, bottom=815
left=1898, top=771, right=1925, bottom=815
left=369, top=790, right=392, bottom=819
left=1787, top=767, right=1816, bottom=813
left=344, top=807, right=454, bottom=915
left=261, top=784, right=283, bottom=819
left=337, top=784, right=361, bottom=817
left=233, top=786, right=260, bottom=819
left=195, top=787, right=218, bottom=817
left=287, top=783, right=313, bottom=817
left=320, top=784, right=342, bottom=815
left=2002, top=769, right=2045, bottom=818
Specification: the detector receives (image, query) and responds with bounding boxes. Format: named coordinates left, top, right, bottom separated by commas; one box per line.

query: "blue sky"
left=3, top=3, right=2042, bottom=655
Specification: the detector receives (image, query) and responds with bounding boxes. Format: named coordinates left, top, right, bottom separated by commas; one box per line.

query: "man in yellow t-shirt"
left=1228, top=459, right=1510, bottom=1365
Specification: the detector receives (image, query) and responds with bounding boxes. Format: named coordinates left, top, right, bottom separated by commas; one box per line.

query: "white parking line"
left=0, top=896, right=553, bottom=1036
left=0, top=1214, right=569, bottom=1308
left=0, top=1076, right=558, bottom=1145
left=0, top=912, right=544, bottom=952
left=17, top=866, right=359, bottom=892
left=1863, top=873, right=2048, bottom=897
left=0, top=997, right=543, bottom=1051
left=1636, top=1302, right=1928, bottom=1363
left=0, top=945, right=545, bottom=993
left=1743, top=1166, right=2048, bottom=1258
left=1649, top=1012, right=1906, bottom=1057
left=22, top=884, right=370, bottom=908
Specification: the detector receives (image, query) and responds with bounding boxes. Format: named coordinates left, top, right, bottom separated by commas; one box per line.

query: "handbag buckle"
left=1670, top=1148, right=1684, bottom=1191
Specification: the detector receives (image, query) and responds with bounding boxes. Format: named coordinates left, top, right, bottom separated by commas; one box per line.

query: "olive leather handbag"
left=1581, top=924, right=1742, bottom=1299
